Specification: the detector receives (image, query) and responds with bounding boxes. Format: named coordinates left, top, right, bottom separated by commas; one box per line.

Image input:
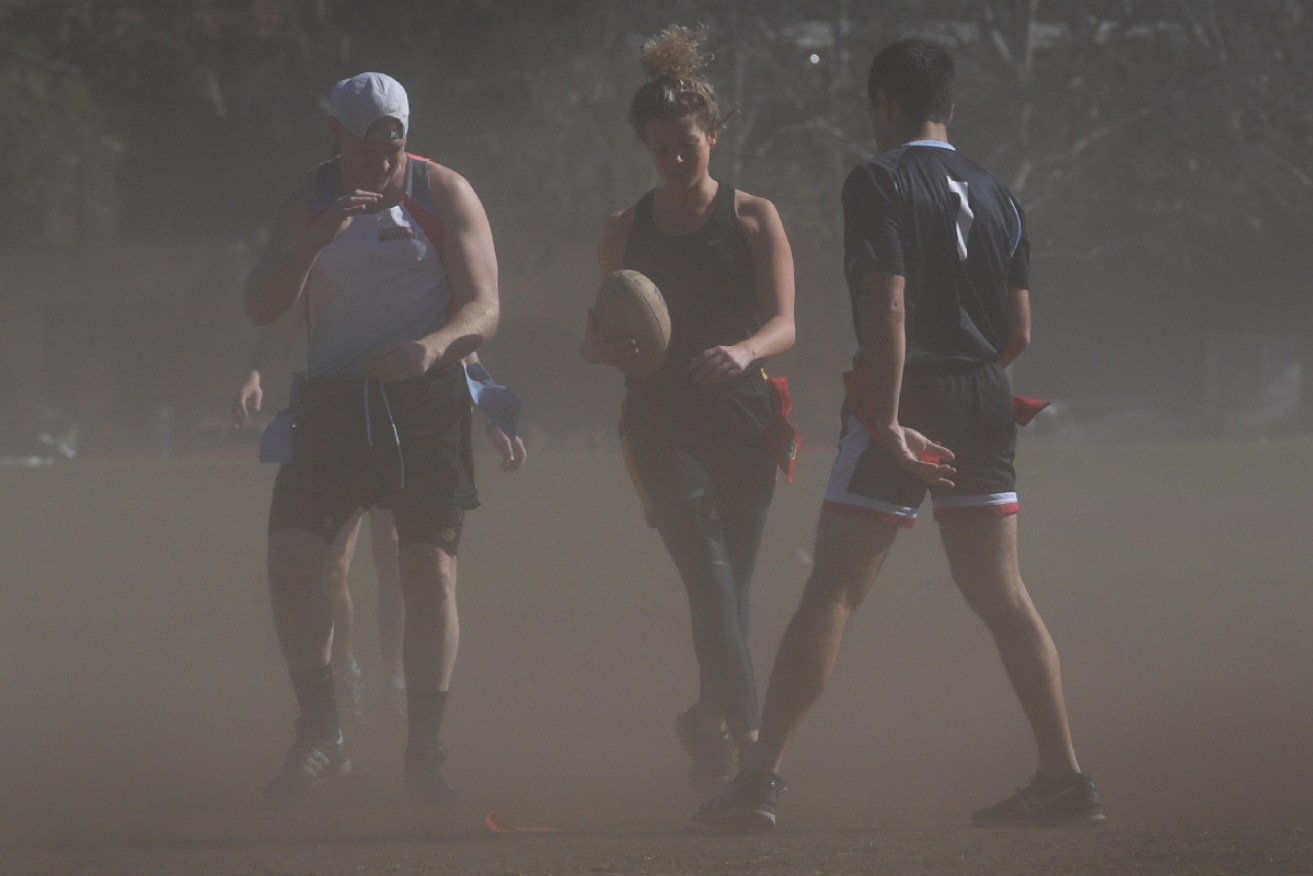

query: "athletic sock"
left=406, top=689, right=448, bottom=757
left=290, top=664, right=340, bottom=742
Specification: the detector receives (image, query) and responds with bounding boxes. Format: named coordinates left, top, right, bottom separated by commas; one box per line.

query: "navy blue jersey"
left=842, top=141, right=1029, bottom=366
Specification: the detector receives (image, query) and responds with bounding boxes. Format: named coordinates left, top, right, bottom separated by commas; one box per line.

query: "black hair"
left=867, top=39, right=955, bottom=123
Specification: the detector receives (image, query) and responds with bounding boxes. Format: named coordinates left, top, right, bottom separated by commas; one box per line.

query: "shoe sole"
left=696, top=808, right=776, bottom=833
left=973, top=810, right=1107, bottom=829
left=263, top=757, right=352, bottom=803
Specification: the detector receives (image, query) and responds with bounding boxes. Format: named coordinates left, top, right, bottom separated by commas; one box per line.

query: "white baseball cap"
left=330, top=72, right=409, bottom=140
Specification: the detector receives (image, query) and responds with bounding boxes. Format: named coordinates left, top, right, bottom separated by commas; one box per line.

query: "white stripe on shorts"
left=823, top=414, right=919, bottom=523
left=932, top=492, right=1018, bottom=510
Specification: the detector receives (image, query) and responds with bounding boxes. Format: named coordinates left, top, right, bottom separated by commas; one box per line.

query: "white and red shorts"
left=823, top=361, right=1019, bottom=528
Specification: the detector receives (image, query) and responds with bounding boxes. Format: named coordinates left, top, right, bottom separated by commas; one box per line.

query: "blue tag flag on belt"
left=464, top=362, right=522, bottom=441
left=259, top=409, right=294, bottom=463
left=259, top=372, right=303, bottom=464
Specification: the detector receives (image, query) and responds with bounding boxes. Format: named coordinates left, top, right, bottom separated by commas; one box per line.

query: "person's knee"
left=404, top=577, right=457, bottom=610
left=269, top=529, right=332, bottom=592
left=656, top=499, right=716, bottom=544
left=797, top=567, right=865, bottom=617
left=957, top=577, right=1035, bottom=629
left=657, top=502, right=734, bottom=585
left=805, top=534, right=885, bottom=615
left=398, top=546, right=458, bottom=603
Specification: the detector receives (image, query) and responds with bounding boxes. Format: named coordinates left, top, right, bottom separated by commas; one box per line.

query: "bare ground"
left=1, top=436, right=1310, bottom=874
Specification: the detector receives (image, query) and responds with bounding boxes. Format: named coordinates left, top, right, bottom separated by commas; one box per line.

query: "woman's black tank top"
left=621, top=182, right=760, bottom=392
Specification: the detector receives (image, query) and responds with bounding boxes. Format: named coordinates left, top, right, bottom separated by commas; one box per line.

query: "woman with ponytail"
left=581, top=25, right=798, bottom=794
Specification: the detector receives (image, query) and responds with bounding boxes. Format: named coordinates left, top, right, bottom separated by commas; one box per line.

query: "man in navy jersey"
left=697, top=39, right=1103, bottom=831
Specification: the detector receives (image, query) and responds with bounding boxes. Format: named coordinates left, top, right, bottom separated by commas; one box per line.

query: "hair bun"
left=639, top=24, right=709, bottom=82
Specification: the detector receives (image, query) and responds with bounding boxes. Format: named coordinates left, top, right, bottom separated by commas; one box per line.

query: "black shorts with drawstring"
left=267, top=362, right=478, bottom=552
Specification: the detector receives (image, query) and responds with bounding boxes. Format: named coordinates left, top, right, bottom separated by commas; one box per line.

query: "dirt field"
left=2, top=435, right=1310, bottom=874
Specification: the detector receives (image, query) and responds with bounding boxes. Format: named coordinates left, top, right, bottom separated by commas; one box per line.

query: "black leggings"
left=654, top=493, right=770, bottom=740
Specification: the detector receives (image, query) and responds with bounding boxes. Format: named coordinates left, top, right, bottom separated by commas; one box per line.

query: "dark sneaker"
left=262, top=732, right=351, bottom=801
left=972, top=772, right=1107, bottom=827
left=675, top=706, right=733, bottom=793
left=695, top=768, right=786, bottom=832
left=405, top=742, right=456, bottom=804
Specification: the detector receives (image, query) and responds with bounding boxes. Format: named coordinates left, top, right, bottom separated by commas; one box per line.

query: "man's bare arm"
left=998, top=287, right=1031, bottom=368
left=423, top=163, right=499, bottom=363
left=244, top=178, right=385, bottom=325
left=855, top=271, right=955, bottom=486
left=360, top=162, right=498, bottom=382
left=856, top=272, right=907, bottom=434
left=232, top=310, right=302, bottom=428
left=243, top=184, right=317, bottom=325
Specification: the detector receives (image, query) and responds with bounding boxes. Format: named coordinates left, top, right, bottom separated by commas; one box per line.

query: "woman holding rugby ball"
left=581, top=25, right=797, bottom=793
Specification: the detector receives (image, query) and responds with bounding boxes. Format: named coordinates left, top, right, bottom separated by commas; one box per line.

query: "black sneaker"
left=404, top=741, right=456, bottom=804
left=972, top=771, right=1107, bottom=827
left=675, top=706, right=733, bottom=793
left=262, top=731, right=351, bottom=801
left=694, top=768, right=786, bottom=832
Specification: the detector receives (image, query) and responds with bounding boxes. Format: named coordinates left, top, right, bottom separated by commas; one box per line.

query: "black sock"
left=290, top=665, right=339, bottom=742
left=406, top=689, right=448, bottom=756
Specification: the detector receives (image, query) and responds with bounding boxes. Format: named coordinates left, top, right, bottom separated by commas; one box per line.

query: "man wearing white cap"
left=244, top=72, right=500, bottom=802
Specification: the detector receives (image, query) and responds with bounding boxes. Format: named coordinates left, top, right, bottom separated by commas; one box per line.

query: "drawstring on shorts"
left=363, top=379, right=406, bottom=490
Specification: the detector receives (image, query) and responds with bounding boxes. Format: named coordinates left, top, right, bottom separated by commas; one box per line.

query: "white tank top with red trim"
left=302, top=156, right=451, bottom=379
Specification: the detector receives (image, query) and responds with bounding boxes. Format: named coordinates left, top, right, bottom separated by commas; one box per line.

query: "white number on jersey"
left=946, top=178, right=973, bottom=261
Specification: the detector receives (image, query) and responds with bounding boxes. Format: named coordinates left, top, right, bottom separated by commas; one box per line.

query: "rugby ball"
left=593, top=269, right=671, bottom=378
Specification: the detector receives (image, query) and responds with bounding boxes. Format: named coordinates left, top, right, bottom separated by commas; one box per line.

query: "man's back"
left=842, top=142, right=1029, bottom=366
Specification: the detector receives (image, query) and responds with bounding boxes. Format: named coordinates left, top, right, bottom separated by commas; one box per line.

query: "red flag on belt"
left=1011, top=394, right=1049, bottom=426
left=767, top=375, right=801, bottom=484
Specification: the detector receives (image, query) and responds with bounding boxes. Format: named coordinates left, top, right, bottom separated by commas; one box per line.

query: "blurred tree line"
left=1, top=0, right=1311, bottom=455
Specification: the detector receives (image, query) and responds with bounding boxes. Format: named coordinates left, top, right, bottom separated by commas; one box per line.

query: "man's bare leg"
left=939, top=514, right=1103, bottom=826
left=269, top=529, right=335, bottom=674
left=264, top=527, right=352, bottom=799
left=698, top=508, right=898, bottom=829
left=324, top=511, right=363, bottom=671
left=938, top=514, right=1079, bottom=778
left=323, top=512, right=365, bottom=724
left=398, top=544, right=458, bottom=691
left=748, top=509, right=899, bottom=773
left=397, top=542, right=459, bottom=801
left=369, top=509, right=405, bottom=710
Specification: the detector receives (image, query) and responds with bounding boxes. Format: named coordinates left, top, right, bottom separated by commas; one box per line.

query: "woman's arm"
left=581, top=209, right=641, bottom=369
left=688, top=192, right=796, bottom=385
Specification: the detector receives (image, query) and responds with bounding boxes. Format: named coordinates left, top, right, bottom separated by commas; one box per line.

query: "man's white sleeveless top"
left=302, top=156, right=450, bottom=379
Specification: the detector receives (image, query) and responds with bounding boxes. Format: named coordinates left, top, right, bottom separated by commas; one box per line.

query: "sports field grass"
left=1, top=436, right=1309, bottom=873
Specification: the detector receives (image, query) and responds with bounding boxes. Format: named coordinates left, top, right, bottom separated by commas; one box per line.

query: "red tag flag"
left=1011, top=395, right=1050, bottom=426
